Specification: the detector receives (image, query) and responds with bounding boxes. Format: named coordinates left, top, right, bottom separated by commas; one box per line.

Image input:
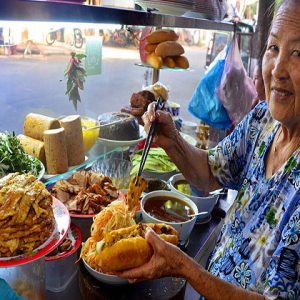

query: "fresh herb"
left=130, top=147, right=178, bottom=176
left=65, top=52, right=87, bottom=111
left=0, top=132, right=42, bottom=178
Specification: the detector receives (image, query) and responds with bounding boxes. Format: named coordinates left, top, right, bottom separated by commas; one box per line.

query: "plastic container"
left=45, top=224, right=82, bottom=292
left=0, top=257, right=46, bottom=300
left=181, top=121, right=197, bottom=139
left=71, top=216, right=93, bottom=242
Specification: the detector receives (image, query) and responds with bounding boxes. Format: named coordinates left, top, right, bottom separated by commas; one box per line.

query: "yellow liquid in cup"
left=81, top=118, right=100, bottom=152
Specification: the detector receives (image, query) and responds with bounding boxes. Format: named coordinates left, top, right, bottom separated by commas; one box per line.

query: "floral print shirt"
left=207, top=101, right=300, bottom=299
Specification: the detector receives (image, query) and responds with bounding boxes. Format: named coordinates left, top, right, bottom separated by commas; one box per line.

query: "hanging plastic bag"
left=218, top=34, right=257, bottom=125
left=188, top=46, right=232, bottom=129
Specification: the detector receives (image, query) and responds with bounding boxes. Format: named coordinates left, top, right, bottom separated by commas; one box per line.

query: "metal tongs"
left=135, top=97, right=165, bottom=185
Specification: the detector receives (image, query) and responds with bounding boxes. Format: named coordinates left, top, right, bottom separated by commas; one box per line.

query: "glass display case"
left=0, top=0, right=234, bottom=134
left=0, top=3, right=235, bottom=299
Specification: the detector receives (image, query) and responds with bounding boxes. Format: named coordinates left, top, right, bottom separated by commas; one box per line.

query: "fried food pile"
left=0, top=173, right=55, bottom=257
left=51, top=170, right=119, bottom=215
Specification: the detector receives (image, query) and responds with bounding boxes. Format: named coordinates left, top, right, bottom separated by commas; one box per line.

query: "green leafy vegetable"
left=130, top=147, right=178, bottom=176
left=0, top=132, right=42, bottom=178
left=65, top=52, right=87, bottom=111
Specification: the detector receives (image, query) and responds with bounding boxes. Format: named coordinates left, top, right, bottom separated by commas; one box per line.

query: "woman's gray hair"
left=276, top=0, right=300, bottom=10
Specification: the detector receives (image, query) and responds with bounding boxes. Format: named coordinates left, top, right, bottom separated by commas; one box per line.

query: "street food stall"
left=0, top=1, right=269, bottom=299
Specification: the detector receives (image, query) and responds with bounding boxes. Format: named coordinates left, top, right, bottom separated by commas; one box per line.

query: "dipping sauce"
left=144, top=196, right=194, bottom=223
left=174, top=180, right=192, bottom=196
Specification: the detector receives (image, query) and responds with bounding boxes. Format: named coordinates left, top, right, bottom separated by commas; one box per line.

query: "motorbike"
left=109, top=26, right=141, bottom=48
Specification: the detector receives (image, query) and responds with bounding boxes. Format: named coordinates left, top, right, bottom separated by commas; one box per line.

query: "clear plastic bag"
left=218, top=35, right=257, bottom=125
left=188, top=46, right=232, bottom=129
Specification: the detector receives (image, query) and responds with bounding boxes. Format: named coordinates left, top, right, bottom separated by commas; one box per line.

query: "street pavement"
left=0, top=44, right=206, bottom=133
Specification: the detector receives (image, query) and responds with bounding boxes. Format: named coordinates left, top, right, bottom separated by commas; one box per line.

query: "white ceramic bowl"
left=168, top=173, right=218, bottom=219
left=83, top=259, right=128, bottom=285
left=141, top=190, right=198, bottom=242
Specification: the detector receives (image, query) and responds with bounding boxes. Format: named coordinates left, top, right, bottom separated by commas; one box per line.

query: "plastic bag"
left=188, top=46, right=232, bottom=129
left=218, top=35, right=257, bottom=125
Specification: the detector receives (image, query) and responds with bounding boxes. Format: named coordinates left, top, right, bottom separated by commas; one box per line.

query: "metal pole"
left=251, top=0, right=275, bottom=61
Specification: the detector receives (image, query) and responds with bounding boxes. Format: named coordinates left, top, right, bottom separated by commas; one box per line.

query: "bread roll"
left=146, top=30, right=178, bottom=44
left=44, top=128, right=68, bottom=174
left=146, top=52, right=163, bottom=69
left=145, top=43, right=159, bottom=53
left=24, top=113, right=61, bottom=141
left=174, top=55, right=189, bottom=69
left=155, top=41, right=184, bottom=57
left=59, top=115, right=85, bottom=167
left=163, top=57, right=176, bottom=68
left=18, top=134, right=46, bottom=166
left=94, top=223, right=178, bottom=272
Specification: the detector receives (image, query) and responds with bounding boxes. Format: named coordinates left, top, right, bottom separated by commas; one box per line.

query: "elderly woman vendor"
left=119, top=1, right=300, bottom=299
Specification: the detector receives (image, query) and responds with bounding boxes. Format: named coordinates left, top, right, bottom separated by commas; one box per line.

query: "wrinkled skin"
left=142, top=104, right=180, bottom=151
left=263, top=2, right=300, bottom=130
left=117, top=227, right=186, bottom=281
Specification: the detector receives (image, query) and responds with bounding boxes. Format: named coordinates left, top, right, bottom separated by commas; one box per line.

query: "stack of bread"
left=19, top=113, right=85, bottom=175
left=145, top=29, right=189, bottom=69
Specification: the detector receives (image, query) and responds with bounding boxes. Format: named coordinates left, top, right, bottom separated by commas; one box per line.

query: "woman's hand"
left=117, top=227, right=187, bottom=281
left=142, top=102, right=180, bottom=151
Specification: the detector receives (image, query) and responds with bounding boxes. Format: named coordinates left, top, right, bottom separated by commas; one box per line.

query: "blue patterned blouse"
left=207, top=101, right=300, bottom=299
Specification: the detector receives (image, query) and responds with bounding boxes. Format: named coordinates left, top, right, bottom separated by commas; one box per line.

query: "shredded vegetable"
left=80, top=200, right=135, bottom=271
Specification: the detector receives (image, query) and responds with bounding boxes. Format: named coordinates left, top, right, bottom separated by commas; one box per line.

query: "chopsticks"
left=136, top=98, right=165, bottom=184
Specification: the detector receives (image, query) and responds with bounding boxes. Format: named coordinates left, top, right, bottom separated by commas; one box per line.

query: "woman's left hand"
left=117, top=227, right=187, bottom=282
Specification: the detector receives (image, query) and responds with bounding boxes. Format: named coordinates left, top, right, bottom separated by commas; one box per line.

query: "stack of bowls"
left=168, top=173, right=218, bottom=221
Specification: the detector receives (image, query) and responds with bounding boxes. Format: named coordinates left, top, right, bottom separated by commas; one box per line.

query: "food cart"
left=0, top=1, right=270, bottom=299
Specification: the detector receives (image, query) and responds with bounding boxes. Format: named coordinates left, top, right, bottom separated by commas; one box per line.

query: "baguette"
left=146, top=30, right=178, bottom=44
left=146, top=52, right=163, bottom=69
left=174, top=55, right=189, bottom=69
left=94, top=223, right=178, bottom=272
left=155, top=41, right=184, bottom=57
left=145, top=43, right=159, bottom=53
left=163, top=57, right=176, bottom=68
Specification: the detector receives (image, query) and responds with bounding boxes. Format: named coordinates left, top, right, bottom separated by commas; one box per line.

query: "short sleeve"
left=208, top=102, right=268, bottom=190
left=263, top=207, right=300, bottom=299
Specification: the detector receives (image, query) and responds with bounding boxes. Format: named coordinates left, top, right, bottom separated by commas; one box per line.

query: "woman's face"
left=263, top=2, right=300, bottom=127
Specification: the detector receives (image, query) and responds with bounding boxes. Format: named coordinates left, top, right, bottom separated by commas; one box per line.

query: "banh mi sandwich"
left=91, top=223, right=178, bottom=272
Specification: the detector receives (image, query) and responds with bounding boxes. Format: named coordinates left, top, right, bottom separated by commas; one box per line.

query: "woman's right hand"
left=142, top=102, right=180, bottom=150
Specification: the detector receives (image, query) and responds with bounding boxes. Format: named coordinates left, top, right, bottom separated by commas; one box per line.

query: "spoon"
left=82, top=119, right=126, bottom=131
left=188, top=211, right=209, bottom=218
left=82, top=124, right=101, bottom=131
